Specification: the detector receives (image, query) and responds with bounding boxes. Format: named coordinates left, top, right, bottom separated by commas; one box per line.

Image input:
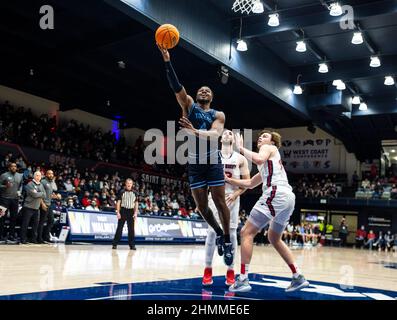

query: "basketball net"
left=232, top=0, right=256, bottom=14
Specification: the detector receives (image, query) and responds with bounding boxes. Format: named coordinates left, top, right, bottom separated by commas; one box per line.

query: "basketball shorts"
left=188, top=162, right=225, bottom=190
left=208, top=194, right=239, bottom=229
left=248, top=186, right=296, bottom=235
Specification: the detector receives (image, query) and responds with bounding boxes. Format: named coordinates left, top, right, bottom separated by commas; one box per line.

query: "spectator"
left=81, top=191, right=91, bottom=208
left=361, top=178, right=370, bottom=189
left=365, top=230, right=376, bottom=250
left=339, top=220, right=349, bottom=247
left=86, top=200, right=100, bottom=211
left=352, top=171, right=359, bottom=188
left=355, top=225, right=367, bottom=249
left=374, top=231, right=386, bottom=252
left=385, top=231, right=394, bottom=252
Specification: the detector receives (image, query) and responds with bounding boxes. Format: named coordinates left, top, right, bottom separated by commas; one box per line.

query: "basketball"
left=155, top=24, right=180, bottom=49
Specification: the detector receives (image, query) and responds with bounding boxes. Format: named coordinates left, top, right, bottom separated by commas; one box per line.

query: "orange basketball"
left=155, top=24, right=180, bottom=50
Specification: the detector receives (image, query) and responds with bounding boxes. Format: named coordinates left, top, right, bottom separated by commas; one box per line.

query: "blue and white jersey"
left=187, top=103, right=219, bottom=162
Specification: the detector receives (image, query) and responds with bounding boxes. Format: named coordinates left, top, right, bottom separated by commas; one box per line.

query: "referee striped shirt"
left=117, top=189, right=137, bottom=209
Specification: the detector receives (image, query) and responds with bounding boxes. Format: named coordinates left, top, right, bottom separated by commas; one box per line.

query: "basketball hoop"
left=232, top=0, right=256, bottom=14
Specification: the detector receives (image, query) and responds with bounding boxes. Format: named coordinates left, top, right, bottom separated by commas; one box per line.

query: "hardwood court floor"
left=0, top=243, right=396, bottom=296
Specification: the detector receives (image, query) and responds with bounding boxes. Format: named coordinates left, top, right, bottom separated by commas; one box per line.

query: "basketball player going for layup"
left=227, top=130, right=310, bottom=293
left=159, top=46, right=234, bottom=266
left=203, top=130, right=250, bottom=286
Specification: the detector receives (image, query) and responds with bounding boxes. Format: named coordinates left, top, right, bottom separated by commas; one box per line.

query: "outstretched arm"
left=235, top=134, right=274, bottom=166
left=226, top=173, right=262, bottom=190
left=159, top=46, right=193, bottom=116
left=179, top=111, right=225, bottom=139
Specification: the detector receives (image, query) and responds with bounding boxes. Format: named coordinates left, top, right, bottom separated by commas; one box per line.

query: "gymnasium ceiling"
left=0, top=0, right=397, bottom=161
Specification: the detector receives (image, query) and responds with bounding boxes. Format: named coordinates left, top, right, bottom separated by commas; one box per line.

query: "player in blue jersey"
left=159, top=46, right=233, bottom=266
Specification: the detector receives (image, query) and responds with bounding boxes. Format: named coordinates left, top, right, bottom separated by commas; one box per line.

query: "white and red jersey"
left=222, top=151, right=241, bottom=194
left=258, top=149, right=292, bottom=193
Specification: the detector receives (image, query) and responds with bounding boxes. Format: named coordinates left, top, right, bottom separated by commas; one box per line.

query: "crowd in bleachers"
left=291, top=174, right=341, bottom=198
left=0, top=101, right=186, bottom=178
left=0, top=150, right=204, bottom=243
left=0, top=152, right=197, bottom=217
left=355, top=173, right=397, bottom=200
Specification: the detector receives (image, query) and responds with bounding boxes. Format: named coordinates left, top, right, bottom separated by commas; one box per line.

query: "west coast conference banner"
left=280, top=137, right=335, bottom=173
left=67, top=210, right=208, bottom=243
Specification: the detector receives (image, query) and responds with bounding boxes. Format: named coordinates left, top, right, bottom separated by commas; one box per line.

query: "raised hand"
left=158, top=44, right=170, bottom=62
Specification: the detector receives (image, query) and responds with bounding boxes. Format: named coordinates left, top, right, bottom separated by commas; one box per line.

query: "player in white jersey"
left=226, top=130, right=310, bottom=293
left=203, top=130, right=250, bottom=286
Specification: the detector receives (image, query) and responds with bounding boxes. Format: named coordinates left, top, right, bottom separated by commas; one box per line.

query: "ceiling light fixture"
left=359, top=102, right=368, bottom=111
left=296, top=40, right=307, bottom=53
left=352, top=96, right=361, bottom=105
left=336, top=81, right=346, bottom=90
left=329, top=2, right=343, bottom=16
left=384, top=76, right=395, bottom=86
left=252, top=0, right=264, bottom=14
left=370, top=56, right=381, bottom=68
left=351, top=32, right=364, bottom=45
left=318, top=62, right=329, bottom=73
left=332, top=79, right=342, bottom=87
left=293, top=74, right=303, bottom=95
left=236, top=18, right=248, bottom=52
left=268, top=13, right=280, bottom=27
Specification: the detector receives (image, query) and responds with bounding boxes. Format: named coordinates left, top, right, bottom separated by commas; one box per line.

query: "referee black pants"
left=112, top=208, right=135, bottom=247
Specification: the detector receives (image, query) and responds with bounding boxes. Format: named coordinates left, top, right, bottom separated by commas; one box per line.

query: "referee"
left=112, top=179, right=138, bottom=250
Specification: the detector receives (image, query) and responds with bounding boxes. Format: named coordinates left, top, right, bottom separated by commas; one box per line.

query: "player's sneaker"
left=225, top=269, right=235, bottom=286
left=216, top=235, right=224, bottom=256
left=229, top=276, right=251, bottom=293
left=223, top=242, right=234, bottom=266
left=285, top=275, right=310, bottom=293
left=202, top=267, right=213, bottom=286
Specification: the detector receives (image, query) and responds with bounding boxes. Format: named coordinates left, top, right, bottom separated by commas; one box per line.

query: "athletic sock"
left=240, top=263, right=249, bottom=280
left=288, top=263, right=301, bottom=278
left=224, top=234, right=231, bottom=244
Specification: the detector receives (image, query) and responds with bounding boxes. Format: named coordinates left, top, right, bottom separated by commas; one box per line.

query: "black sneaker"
left=37, top=240, right=45, bottom=244
left=20, top=241, right=28, bottom=245
left=223, top=242, right=234, bottom=266
left=130, top=246, right=137, bottom=250
left=112, top=245, right=117, bottom=250
left=216, top=235, right=224, bottom=256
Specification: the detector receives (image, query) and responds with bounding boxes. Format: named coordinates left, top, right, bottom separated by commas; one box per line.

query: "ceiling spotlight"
left=336, top=81, right=346, bottom=90
left=392, top=149, right=396, bottom=153
left=370, top=56, right=381, bottom=68
left=237, top=39, right=248, bottom=52
left=296, top=41, right=307, bottom=53
left=351, top=32, right=364, bottom=45
left=359, top=102, right=368, bottom=111
left=29, top=69, right=34, bottom=76
left=219, top=66, right=229, bottom=85
left=293, top=74, right=303, bottom=95
left=293, top=84, right=303, bottom=95
left=318, top=62, right=329, bottom=73
left=329, top=2, right=343, bottom=16
left=352, top=96, right=361, bottom=105
left=384, top=76, right=395, bottom=86
left=106, top=100, right=111, bottom=107
left=332, top=79, right=342, bottom=87
left=252, top=0, right=264, bottom=14
left=268, top=13, right=280, bottom=27
left=117, top=61, right=126, bottom=69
